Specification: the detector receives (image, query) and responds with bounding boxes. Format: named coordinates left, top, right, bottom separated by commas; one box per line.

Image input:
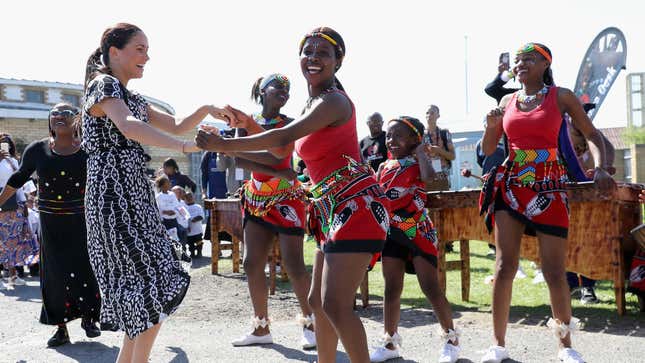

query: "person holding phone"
left=82, top=23, right=234, bottom=362
left=0, top=133, right=39, bottom=289
left=485, top=52, right=520, bottom=105
left=0, top=103, right=102, bottom=347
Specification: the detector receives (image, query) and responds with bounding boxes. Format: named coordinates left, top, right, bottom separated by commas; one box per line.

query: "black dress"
left=82, top=74, right=190, bottom=338
left=6, top=140, right=100, bottom=325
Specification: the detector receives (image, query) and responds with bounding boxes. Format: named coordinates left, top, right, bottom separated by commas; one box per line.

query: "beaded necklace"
left=304, top=86, right=337, bottom=109
left=517, top=85, right=550, bottom=106
left=253, top=113, right=286, bottom=127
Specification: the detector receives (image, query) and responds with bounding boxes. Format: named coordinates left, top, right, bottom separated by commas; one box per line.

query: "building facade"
left=0, top=77, right=205, bottom=191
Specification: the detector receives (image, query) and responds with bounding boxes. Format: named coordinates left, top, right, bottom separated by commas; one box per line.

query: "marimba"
left=427, top=182, right=642, bottom=315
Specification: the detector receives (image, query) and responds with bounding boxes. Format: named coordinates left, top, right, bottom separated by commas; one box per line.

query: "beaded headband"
left=389, top=117, right=422, bottom=141
left=299, top=32, right=344, bottom=57
left=259, top=73, right=290, bottom=90
left=517, top=43, right=552, bottom=63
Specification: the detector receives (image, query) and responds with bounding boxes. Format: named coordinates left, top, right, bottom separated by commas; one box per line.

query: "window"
left=632, top=111, right=642, bottom=127
left=25, top=89, right=44, bottom=103
left=632, top=92, right=642, bottom=110
left=62, top=94, right=80, bottom=107
left=631, top=75, right=642, bottom=93
left=624, top=149, right=632, bottom=182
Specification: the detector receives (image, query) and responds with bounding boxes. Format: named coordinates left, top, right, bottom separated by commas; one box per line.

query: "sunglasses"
left=50, top=109, right=79, bottom=118
left=516, top=43, right=552, bottom=63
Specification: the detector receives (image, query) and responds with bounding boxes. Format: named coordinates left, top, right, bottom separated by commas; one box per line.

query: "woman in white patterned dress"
left=82, top=23, right=233, bottom=363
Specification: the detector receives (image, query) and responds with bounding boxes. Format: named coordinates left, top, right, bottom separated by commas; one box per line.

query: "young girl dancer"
left=225, top=74, right=315, bottom=349
left=480, top=43, right=615, bottom=363
left=197, top=27, right=388, bottom=363
left=370, top=117, right=460, bottom=363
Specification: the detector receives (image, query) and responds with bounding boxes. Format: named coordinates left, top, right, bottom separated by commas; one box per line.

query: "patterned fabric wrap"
left=629, top=247, right=645, bottom=294
left=377, top=157, right=438, bottom=269
left=241, top=177, right=306, bottom=235
left=0, top=209, right=39, bottom=266
left=307, top=157, right=388, bottom=254
left=479, top=148, right=570, bottom=238
left=83, top=74, right=190, bottom=338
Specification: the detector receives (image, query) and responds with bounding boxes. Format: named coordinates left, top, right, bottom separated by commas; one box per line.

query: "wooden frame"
left=427, top=182, right=642, bottom=315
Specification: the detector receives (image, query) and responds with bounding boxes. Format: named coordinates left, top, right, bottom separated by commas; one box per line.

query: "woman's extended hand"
left=224, top=105, right=255, bottom=129
left=196, top=129, right=226, bottom=151
left=208, top=106, right=236, bottom=125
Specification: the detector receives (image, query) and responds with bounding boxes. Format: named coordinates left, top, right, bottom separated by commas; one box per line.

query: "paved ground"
left=1, top=241, right=643, bottom=363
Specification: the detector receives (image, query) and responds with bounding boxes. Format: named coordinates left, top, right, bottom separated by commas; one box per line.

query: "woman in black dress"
left=0, top=103, right=101, bottom=347
left=83, top=23, right=233, bottom=362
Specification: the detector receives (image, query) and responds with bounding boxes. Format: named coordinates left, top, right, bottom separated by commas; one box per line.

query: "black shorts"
left=381, top=238, right=437, bottom=273
left=187, top=234, right=202, bottom=244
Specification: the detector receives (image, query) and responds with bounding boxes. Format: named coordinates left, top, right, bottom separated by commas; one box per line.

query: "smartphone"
left=500, top=52, right=510, bottom=69
left=0, top=142, right=9, bottom=153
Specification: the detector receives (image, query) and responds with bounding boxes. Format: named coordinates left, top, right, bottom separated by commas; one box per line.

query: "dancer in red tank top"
left=479, top=43, right=615, bottom=363
left=220, top=74, right=315, bottom=350
left=196, top=27, right=388, bottom=363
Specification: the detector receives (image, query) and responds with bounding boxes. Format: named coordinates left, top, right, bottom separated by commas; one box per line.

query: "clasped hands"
left=196, top=105, right=251, bottom=152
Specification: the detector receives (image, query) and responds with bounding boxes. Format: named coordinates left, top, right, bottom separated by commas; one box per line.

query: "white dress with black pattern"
left=82, top=74, right=190, bottom=338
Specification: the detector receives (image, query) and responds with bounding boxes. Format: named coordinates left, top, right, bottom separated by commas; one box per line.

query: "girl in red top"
left=197, top=27, right=388, bottom=363
left=371, top=117, right=460, bottom=363
left=480, top=43, right=615, bottom=363
left=223, top=74, right=315, bottom=350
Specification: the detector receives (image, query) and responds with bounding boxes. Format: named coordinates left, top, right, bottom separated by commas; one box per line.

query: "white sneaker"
left=370, top=346, right=402, bottom=362
left=515, top=266, right=527, bottom=279
left=301, top=327, right=316, bottom=349
left=231, top=333, right=273, bottom=346
left=10, top=276, right=26, bottom=286
left=532, top=270, right=545, bottom=284
left=480, top=345, right=509, bottom=363
left=558, top=348, right=585, bottom=363
left=0, top=280, right=8, bottom=290
left=438, top=343, right=461, bottom=363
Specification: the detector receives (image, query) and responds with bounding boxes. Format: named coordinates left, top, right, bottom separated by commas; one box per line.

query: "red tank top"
left=294, top=92, right=360, bottom=184
left=503, top=86, right=562, bottom=149
left=252, top=116, right=292, bottom=182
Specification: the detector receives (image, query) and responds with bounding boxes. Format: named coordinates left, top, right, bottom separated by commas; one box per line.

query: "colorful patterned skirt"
left=307, top=157, right=389, bottom=254
left=241, top=177, right=306, bottom=236
left=383, top=207, right=438, bottom=272
left=0, top=209, right=39, bottom=267
left=479, top=148, right=569, bottom=238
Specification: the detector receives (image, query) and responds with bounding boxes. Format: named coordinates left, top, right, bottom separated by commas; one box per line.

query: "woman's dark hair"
left=84, top=23, right=142, bottom=89
left=299, top=27, right=346, bottom=91
left=251, top=77, right=264, bottom=104
left=0, top=133, right=16, bottom=157
left=533, top=43, right=554, bottom=86
left=163, top=158, right=179, bottom=172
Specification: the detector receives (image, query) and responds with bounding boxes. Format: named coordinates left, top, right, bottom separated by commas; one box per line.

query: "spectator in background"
left=184, top=192, right=204, bottom=258
left=0, top=133, right=39, bottom=289
left=485, top=58, right=519, bottom=105
left=163, top=158, right=197, bottom=193
left=359, top=112, right=387, bottom=172
left=422, top=105, right=455, bottom=191
left=171, top=186, right=190, bottom=252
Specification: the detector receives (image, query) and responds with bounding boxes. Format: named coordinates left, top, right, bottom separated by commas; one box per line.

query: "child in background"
left=171, top=186, right=190, bottom=251
left=155, top=175, right=181, bottom=237
left=371, top=117, right=460, bottom=363
left=184, top=192, right=204, bottom=258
